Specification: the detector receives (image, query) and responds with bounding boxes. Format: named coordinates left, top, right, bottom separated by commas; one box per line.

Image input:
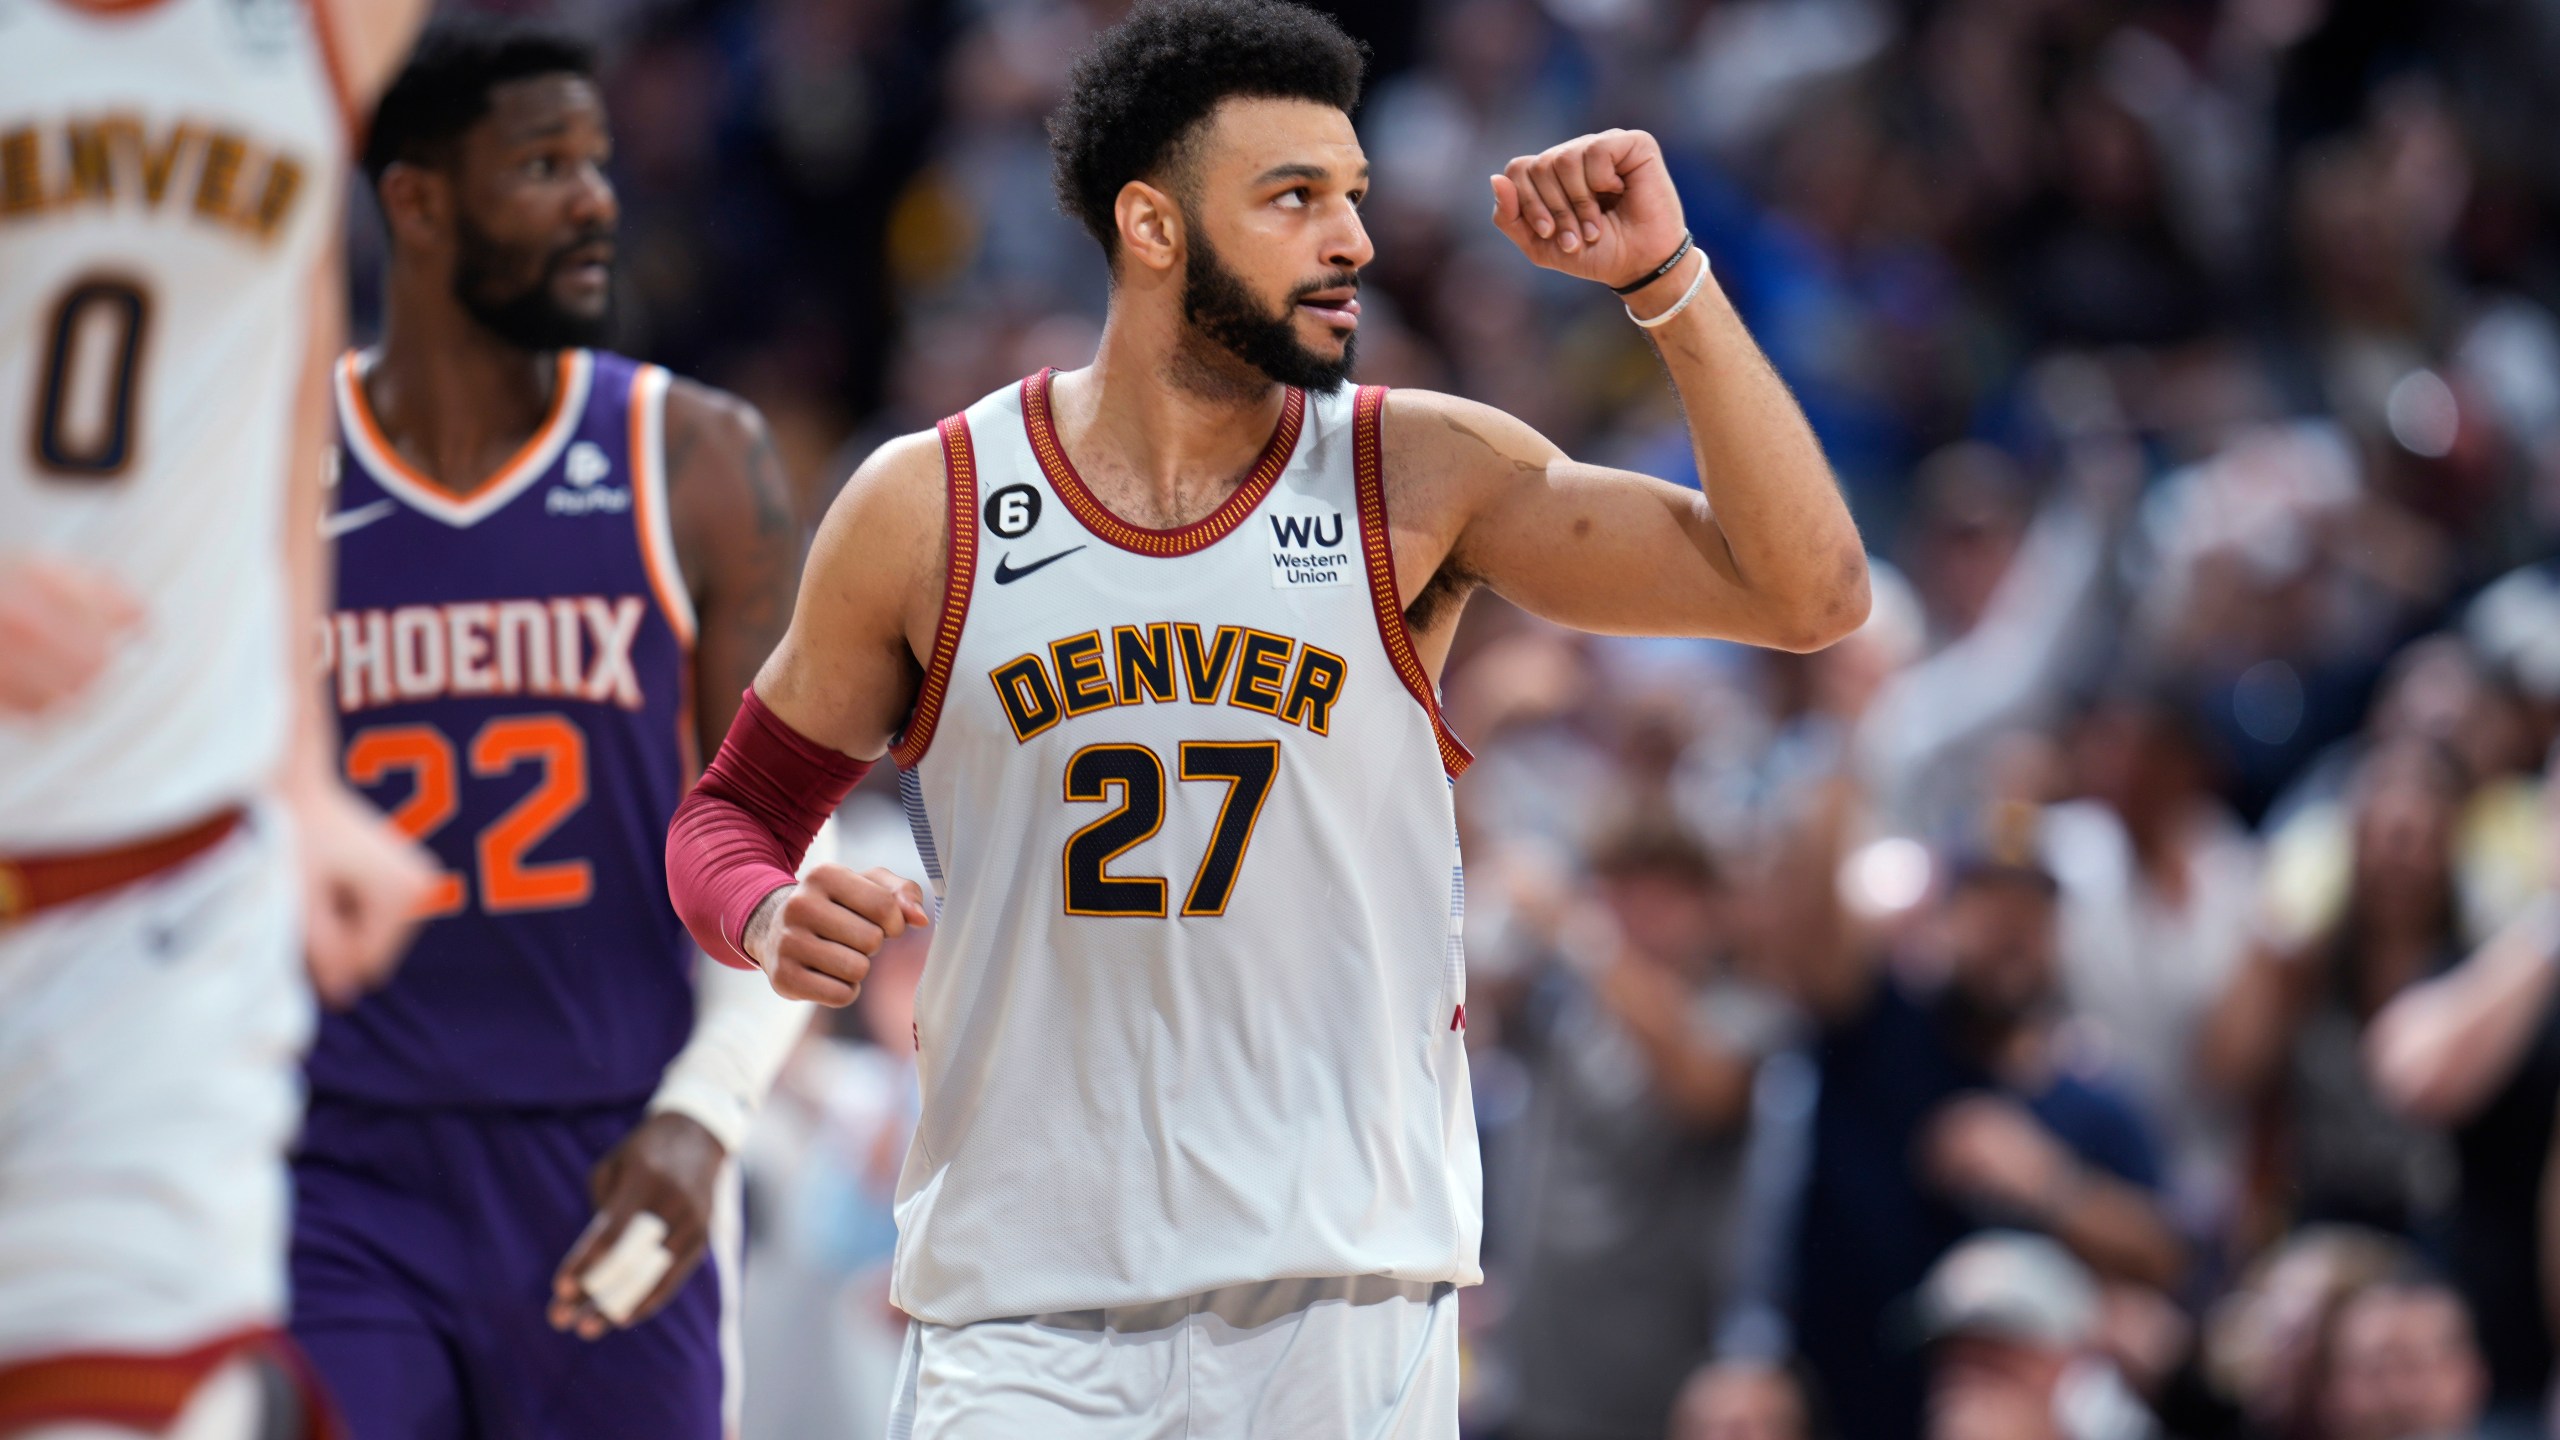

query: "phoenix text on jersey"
left=324, top=596, right=651, bottom=713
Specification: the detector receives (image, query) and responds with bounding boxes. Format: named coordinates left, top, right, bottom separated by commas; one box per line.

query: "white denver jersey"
left=0, top=0, right=346, bottom=849
left=888, top=372, right=1481, bottom=1326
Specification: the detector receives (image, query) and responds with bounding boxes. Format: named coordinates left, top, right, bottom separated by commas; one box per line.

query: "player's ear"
left=1114, top=179, right=1182, bottom=277
left=375, top=162, right=449, bottom=254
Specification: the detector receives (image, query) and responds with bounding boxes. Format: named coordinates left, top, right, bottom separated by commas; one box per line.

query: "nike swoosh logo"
left=321, top=499, right=399, bottom=539
left=993, top=546, right=1086, bottom=585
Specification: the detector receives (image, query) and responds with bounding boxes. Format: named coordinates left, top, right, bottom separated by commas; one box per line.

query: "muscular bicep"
left=1393, top=391, right=1822, bottom=648
left=751, top=432, right=945, bottom=761
left=1463, top=460, right=1762, bottom=638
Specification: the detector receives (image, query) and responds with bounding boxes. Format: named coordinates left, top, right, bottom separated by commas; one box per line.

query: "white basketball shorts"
left=0, top=809, right=308, bottom=1362
left=886, top=1274, right=1459, bottom=1439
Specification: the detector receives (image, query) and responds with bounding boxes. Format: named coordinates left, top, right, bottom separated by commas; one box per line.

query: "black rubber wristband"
left=1609, top=231, right=1694, bottom=296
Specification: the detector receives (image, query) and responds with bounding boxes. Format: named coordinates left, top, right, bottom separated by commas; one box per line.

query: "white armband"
left=646, top=817, right=833, bottom=1152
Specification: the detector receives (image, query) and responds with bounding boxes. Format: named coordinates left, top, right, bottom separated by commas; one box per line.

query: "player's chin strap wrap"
left=666, top=688, right=872, bottom=971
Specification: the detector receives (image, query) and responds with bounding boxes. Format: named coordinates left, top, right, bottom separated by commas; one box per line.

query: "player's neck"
left=365, top=302, right=564, bottom=500
left=1053, top=318, right=1291, bottom=529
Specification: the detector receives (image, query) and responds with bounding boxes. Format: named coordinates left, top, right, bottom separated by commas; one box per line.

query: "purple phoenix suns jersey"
left=308, top=348, right=698, bottom=1108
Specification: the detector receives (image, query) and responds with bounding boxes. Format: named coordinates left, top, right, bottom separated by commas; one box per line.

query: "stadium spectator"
left=2044, top=684, right=2262, bottom=1245
left=2201, top=739, right=2467, bottom=1242
left=1785, top=776, right=2183, bottom=1440
left=1856, top=435, right=2132, bottom=843
left=2365, top=777, right=2560, bottom=1429
left=1672, top=1359, right=1818, bottom=1440
left=1917, top=1232, right=2160, bottom=1440
left=2317, top=1278, right=2491, bottom=1440
left=1493, top=813, right=1798, bottom=1440
left=2205, top=1227, right=2421, bottom=1440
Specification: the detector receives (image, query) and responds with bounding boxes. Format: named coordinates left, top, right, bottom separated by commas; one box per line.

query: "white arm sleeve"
left=645, top=817, right=832, bottom=1152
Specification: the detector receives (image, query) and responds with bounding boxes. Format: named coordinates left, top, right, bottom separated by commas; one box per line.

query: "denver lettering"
left=0, top=114, right=312, bottom=243
left=326, top=595, right=649, bottom=713
left=990, top=622, right=1348, bottom=742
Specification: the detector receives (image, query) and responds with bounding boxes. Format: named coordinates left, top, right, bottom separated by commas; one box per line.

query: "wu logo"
left=1267, top=508, right=1352, bottom=589
left=1270, top=514, right=1344, bottom=549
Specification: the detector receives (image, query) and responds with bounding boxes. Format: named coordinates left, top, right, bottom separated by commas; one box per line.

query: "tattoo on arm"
left=746, top=432, right=795, bottom=541
left=670, top=391, right=806, bottom=755
left=665, top=424, right=701, bottom=514
left=704, top=423, right=800, bottom=686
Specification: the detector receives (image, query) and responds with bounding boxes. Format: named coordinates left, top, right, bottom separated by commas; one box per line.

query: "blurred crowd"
left=421, top=0, right=2560, bottom=1437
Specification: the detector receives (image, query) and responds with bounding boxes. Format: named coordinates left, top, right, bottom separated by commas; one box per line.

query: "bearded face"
left=1179, top=223, right=1357, bottom=393
left=452, top=208, right=615, bottom=351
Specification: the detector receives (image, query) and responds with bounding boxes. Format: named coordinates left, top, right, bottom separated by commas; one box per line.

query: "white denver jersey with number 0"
left=0, top=0, right=346, bottom=850
left=889, top=371, right=1481, bottom=1326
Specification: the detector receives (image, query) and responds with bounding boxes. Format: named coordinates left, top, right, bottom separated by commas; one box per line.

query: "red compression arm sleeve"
left=668, top=688, right=871, bottom=969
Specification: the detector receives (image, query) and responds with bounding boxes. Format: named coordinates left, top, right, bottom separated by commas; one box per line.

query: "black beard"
left=454, top=215, right=613, bottom=351
left=1180, top=232, right=1355, bottom=394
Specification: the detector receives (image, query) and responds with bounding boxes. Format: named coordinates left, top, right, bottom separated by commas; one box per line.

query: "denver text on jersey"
left=987, top=622, right=1347, bottom=743
left=0, top=115, right=316, bottom=246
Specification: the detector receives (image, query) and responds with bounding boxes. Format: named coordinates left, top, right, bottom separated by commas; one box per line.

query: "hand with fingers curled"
left=744, top=863, right=930, bottom=1007
left=548, top=1111, right=725, bottom=1339
left=1488, top=128, right=1696, bottom=303
left=291, top=770, right=438, bottom=1010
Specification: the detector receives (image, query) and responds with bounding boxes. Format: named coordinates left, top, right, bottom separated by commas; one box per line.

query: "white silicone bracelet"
left=1625, top=249, right=1711, bottom=330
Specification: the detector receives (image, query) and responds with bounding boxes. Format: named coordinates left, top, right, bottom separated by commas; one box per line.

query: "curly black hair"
left=1049, top=0, right=1368, bottom=257
left=362, top=22, right=596, bottom=191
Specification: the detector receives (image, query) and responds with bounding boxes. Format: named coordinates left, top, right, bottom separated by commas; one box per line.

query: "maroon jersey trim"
left=1020, top=368, right=1303, bottom=558
left=1352, top=385, right=1471, bottom=779
left=890, top=412, right=980, bottom=770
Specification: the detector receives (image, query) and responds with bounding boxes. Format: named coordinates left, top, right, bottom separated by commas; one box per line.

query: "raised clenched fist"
left=1488, top=129, right=1691, bottom=298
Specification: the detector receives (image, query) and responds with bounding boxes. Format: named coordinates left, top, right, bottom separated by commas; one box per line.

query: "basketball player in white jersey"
left=0, top=2, right=436, bottom=1434
left=666, top=0, right=1868, bottom=1432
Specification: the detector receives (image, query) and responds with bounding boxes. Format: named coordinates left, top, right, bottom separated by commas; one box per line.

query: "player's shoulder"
left=640, top=368, right=796, bottom=557
left=657, top=372, right=769, bottom=465
left=1371, top=387, right=1564, bottom=524
left=821, top=427, right=946, bottom=535
left=814, top=425, right=947, bottom=548
left=799, top=427, right=949, bottom=634
left=1374, top=387, right=1563, bottom=472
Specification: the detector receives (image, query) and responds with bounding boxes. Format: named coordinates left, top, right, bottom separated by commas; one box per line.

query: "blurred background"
left=381, top=0, right=2560, bottom=1437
